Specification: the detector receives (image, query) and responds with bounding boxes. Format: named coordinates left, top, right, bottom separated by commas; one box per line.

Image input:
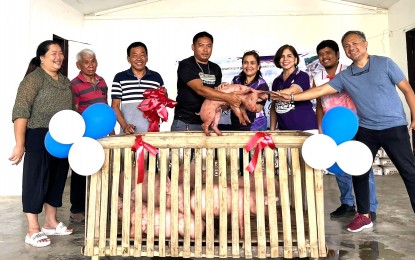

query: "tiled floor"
left=1, top=174, right=414, bottom=259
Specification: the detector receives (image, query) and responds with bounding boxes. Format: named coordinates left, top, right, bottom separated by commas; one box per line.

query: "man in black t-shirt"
left=171, top=31, right=243, bottom=131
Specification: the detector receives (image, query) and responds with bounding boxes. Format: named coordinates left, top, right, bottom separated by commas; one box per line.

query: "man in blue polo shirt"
left=111, top=42, right=165, bottom=134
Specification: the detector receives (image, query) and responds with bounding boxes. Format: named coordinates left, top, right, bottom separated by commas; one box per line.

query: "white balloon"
left=301, top=134, right=337, bottom=170
left=336, top=140, right=373, bottom=176
left=49, top=110, right=85, bottom=144
left=68, top=137, right=105, bottom=176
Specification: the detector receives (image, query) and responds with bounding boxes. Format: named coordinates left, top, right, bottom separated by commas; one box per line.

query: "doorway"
left=53, top=34, right=69, bottom=77
left=405, top=28, right=415, bottom=151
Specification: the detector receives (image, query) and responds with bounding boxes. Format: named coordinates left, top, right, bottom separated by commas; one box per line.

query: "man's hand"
left=216, top=82, right=229, bottom=91
left=123, top=124, right=136, bottom=134
left=226, top=92, right=243, bottom=108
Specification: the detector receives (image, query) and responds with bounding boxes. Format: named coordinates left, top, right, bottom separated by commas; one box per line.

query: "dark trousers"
left=23, top=128, right=69, bottom=214
left=354, top=126, right=415, bottom=214
left=70, top=171, right=86, bottom=214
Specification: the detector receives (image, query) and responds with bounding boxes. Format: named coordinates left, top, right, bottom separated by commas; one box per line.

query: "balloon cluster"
left=44, top=104, right=116, bottom=176
left=301, top=107, right=373, bottom=176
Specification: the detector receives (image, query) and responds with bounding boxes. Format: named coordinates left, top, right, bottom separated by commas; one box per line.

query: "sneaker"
left=347, top=214, right=373, bottom=232
left=70, top=212, right=85, bottom=223
left=370, top=211, right=377, bottom=222
left=330, top=204, right=356, bottom=218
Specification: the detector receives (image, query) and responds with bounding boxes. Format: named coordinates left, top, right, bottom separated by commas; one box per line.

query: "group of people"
left=8, top=29, right=415, bottom=248
left=271, top=31, right=415, bottom=232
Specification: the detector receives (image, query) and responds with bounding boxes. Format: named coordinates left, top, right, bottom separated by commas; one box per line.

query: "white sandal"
left=25, top=232, right=51, bottom=247
left=41, top=222, right=73, bottom=236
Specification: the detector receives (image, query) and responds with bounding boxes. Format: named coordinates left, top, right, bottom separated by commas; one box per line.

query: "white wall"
left=1, top=1, right=30, bottom=196
left=388, top=0, right=415, bottom=124
left=1, top=0, right=84, bottom=195
left=3, top=0, right=411, bottom=196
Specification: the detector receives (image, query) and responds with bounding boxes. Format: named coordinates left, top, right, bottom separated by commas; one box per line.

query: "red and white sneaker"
left=347, top=214, right=373, bottom=232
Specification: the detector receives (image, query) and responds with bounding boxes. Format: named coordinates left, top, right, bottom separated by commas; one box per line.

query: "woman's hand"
left=269, top=91, right=293, bottom=102
left=9, top=145, right=25, bottom=165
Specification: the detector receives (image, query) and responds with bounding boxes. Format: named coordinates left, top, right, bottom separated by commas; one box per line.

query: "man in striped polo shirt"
left=111, top=42, right=165, bottom=134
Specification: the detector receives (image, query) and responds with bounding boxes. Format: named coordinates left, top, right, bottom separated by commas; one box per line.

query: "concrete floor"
left=1, top=174, right=414, bottom=260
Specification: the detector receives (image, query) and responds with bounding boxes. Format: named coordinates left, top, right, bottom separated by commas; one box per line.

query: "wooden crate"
left=82, top=131, right=327, bottom=259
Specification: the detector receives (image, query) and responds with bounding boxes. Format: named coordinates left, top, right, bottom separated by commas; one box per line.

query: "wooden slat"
left=278, top=148, right=293, bottom=258
left=85, top=166, right=98, bottom=256
left=254, top=151, right=266, bottom=258
left=230, top=148, right=240, bottom=258
left=157, top=148, right=168, bottom=257
left=291, top=148, right=306, bottom=257
left=304, top=164, right=318, bottom=258
left=133, top=160, right=143, bottom=257
left=146, top=153, right=156, bottom=257
left=122, top=149, right=132, bottom=256
left=170, top=149, right=180, bottom=256
left=243, top=149, right=252, bottom=259
left=98, top=131, right=309, bottom=149
left=194, top=149, right=203, bottom=258
left=314, top=168, right=327, bottom=257
left=205, top=148, right=215, bottom=258
left=218, top=148, right=228, bottom=258
left=183, top=148, right=192, bottom=257
left=265, top=148, right=279, bottom=258
left=109, top=148, right=120, bottom=255
left=98, top=149, right=110, bottom=256
left=94, top=165, right=102, bottom=252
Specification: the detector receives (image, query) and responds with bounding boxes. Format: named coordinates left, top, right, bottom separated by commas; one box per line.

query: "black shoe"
left=370, top=211, right=377, bottom=222
left=330, top=204, right=356, bottom=218
left=70, top=212, right=85, bottom=223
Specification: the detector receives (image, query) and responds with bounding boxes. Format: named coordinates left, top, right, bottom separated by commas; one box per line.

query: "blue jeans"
left=335, top=169, right=378, bottom=212
left=170, top=119, right=202, bottom=131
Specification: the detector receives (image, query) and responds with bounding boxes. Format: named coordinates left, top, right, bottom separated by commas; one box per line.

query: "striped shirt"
left=111, top=67, right=164, bottom=103
left=71, top=72, right=108, bottom=113
left=111, top=67, right=164, bottom=133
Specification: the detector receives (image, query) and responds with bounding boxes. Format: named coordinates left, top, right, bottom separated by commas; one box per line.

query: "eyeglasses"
left=351, top=59, right=370, bottom=76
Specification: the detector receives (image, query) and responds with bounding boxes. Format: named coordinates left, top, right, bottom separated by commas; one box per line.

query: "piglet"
left=198, top=84, right=269, bottom=136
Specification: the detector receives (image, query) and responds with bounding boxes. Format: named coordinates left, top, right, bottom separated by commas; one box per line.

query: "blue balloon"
left=44, top=131, right=72, bottom=158
left=82, top=103, right=116, bottom=139
left=322, top=106, right=358, bottom=145
left=327, top=162, right=345, bottom=175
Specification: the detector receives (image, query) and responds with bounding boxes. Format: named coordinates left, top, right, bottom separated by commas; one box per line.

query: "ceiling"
left=61, top=0, right=148, bottom=15
left=61, top=0, right=400, bottom=15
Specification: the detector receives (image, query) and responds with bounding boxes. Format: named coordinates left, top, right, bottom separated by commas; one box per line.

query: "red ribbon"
left=244, top=132, right=276, bottom=172
left=131, top=135, right=159, bottom=183
left=137, top=87, right=177, bottom=132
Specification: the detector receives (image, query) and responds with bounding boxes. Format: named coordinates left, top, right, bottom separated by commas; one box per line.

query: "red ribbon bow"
left=244, top=132, right=276, bottom=172
left=131, top=135, right=159, bottom=183
left=137, top=87, right=177, bottom=132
